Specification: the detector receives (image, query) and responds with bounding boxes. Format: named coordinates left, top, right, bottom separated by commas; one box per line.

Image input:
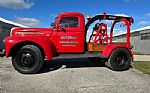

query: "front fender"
left=4, top=36, right=57, bottom=60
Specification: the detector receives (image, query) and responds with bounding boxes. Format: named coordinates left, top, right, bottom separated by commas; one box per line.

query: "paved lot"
left=0, top=57, right=150, bottom=93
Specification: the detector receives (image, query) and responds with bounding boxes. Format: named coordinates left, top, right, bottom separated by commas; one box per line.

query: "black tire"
left=105, top=61, right=110, bottom=68
left=106, top=48, right=131, bottom=71
left=12, top=45, right=43, bottom=74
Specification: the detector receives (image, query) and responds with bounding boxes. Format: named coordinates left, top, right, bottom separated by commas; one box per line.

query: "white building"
left=113, top=26, right=150, bottom=54
left=0, top=17, right=27, bottom=50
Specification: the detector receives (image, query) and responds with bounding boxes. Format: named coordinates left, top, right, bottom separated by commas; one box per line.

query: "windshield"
left=54, top=17, right=58, bottom=28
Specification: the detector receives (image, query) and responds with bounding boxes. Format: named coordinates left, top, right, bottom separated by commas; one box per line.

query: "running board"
left=53, top=52, right=107, bottom=59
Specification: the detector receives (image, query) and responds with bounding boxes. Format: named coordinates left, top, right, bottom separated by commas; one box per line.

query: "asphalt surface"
left=0, top=57, right=150, bottom=93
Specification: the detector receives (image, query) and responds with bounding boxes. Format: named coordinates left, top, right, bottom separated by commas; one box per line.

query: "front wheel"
left=106, top=48, right=132, bottom=71
left=12, top=45, right=43, bottom=74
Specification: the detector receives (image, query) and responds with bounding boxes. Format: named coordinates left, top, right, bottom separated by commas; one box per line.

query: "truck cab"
left=50, top=12, right=85, bottom=53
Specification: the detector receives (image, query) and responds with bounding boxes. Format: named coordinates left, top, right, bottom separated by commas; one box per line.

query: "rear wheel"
left=106, top=48, right=131, bottom=71
left=12, top=45, right=43, bottom=74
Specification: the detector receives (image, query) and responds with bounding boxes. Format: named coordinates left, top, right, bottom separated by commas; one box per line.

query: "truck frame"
left=3, top=12, right=134, bottom=74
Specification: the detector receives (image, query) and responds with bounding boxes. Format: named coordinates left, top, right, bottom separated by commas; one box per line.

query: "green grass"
left=133, top=61, right=150, bottom=75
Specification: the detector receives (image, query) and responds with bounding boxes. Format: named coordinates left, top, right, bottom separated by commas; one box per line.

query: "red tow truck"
left=3, top=12, right=134, bottom=74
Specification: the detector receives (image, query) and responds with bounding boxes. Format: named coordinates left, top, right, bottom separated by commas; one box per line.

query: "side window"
left=60, top=17, right=78, bottom=28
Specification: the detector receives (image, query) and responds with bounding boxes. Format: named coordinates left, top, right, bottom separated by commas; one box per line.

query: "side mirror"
left=50, top=23, right=55, bottom=28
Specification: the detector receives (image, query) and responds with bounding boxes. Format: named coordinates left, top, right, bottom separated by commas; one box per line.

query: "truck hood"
left=11, top=27, right=53, bottom=39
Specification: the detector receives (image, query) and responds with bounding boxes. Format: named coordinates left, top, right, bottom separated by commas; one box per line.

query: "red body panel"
left=4, top=36, right=57, bottom=60
left=56, top=30, right=85, bottom=53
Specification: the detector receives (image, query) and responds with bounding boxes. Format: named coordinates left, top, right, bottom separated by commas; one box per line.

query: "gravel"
left=0, top=57, right=150, bottom=93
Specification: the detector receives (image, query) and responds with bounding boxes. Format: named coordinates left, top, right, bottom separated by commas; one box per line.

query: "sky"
left=0, top=0, right=150, bottom=31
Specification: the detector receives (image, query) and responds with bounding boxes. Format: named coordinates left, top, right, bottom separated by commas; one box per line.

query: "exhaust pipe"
left=0, top=49, right=5, bottom=57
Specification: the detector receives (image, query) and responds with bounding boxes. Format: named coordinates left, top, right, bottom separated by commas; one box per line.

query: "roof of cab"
left=56, top=12, right=84, bottom=17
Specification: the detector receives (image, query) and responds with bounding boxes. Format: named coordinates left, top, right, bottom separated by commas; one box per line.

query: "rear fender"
left=102, top=44, right=134, bottom=61
left=4, top=36, right=57, bottom=60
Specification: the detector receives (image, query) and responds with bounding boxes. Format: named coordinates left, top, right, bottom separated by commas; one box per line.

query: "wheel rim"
left=17, top=50, right=36, bottom=70
left=114, top=53, right=127, bottom=67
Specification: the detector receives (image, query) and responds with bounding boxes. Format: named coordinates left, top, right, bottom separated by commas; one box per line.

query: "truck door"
left=56, top=16, right=84, bottom=53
